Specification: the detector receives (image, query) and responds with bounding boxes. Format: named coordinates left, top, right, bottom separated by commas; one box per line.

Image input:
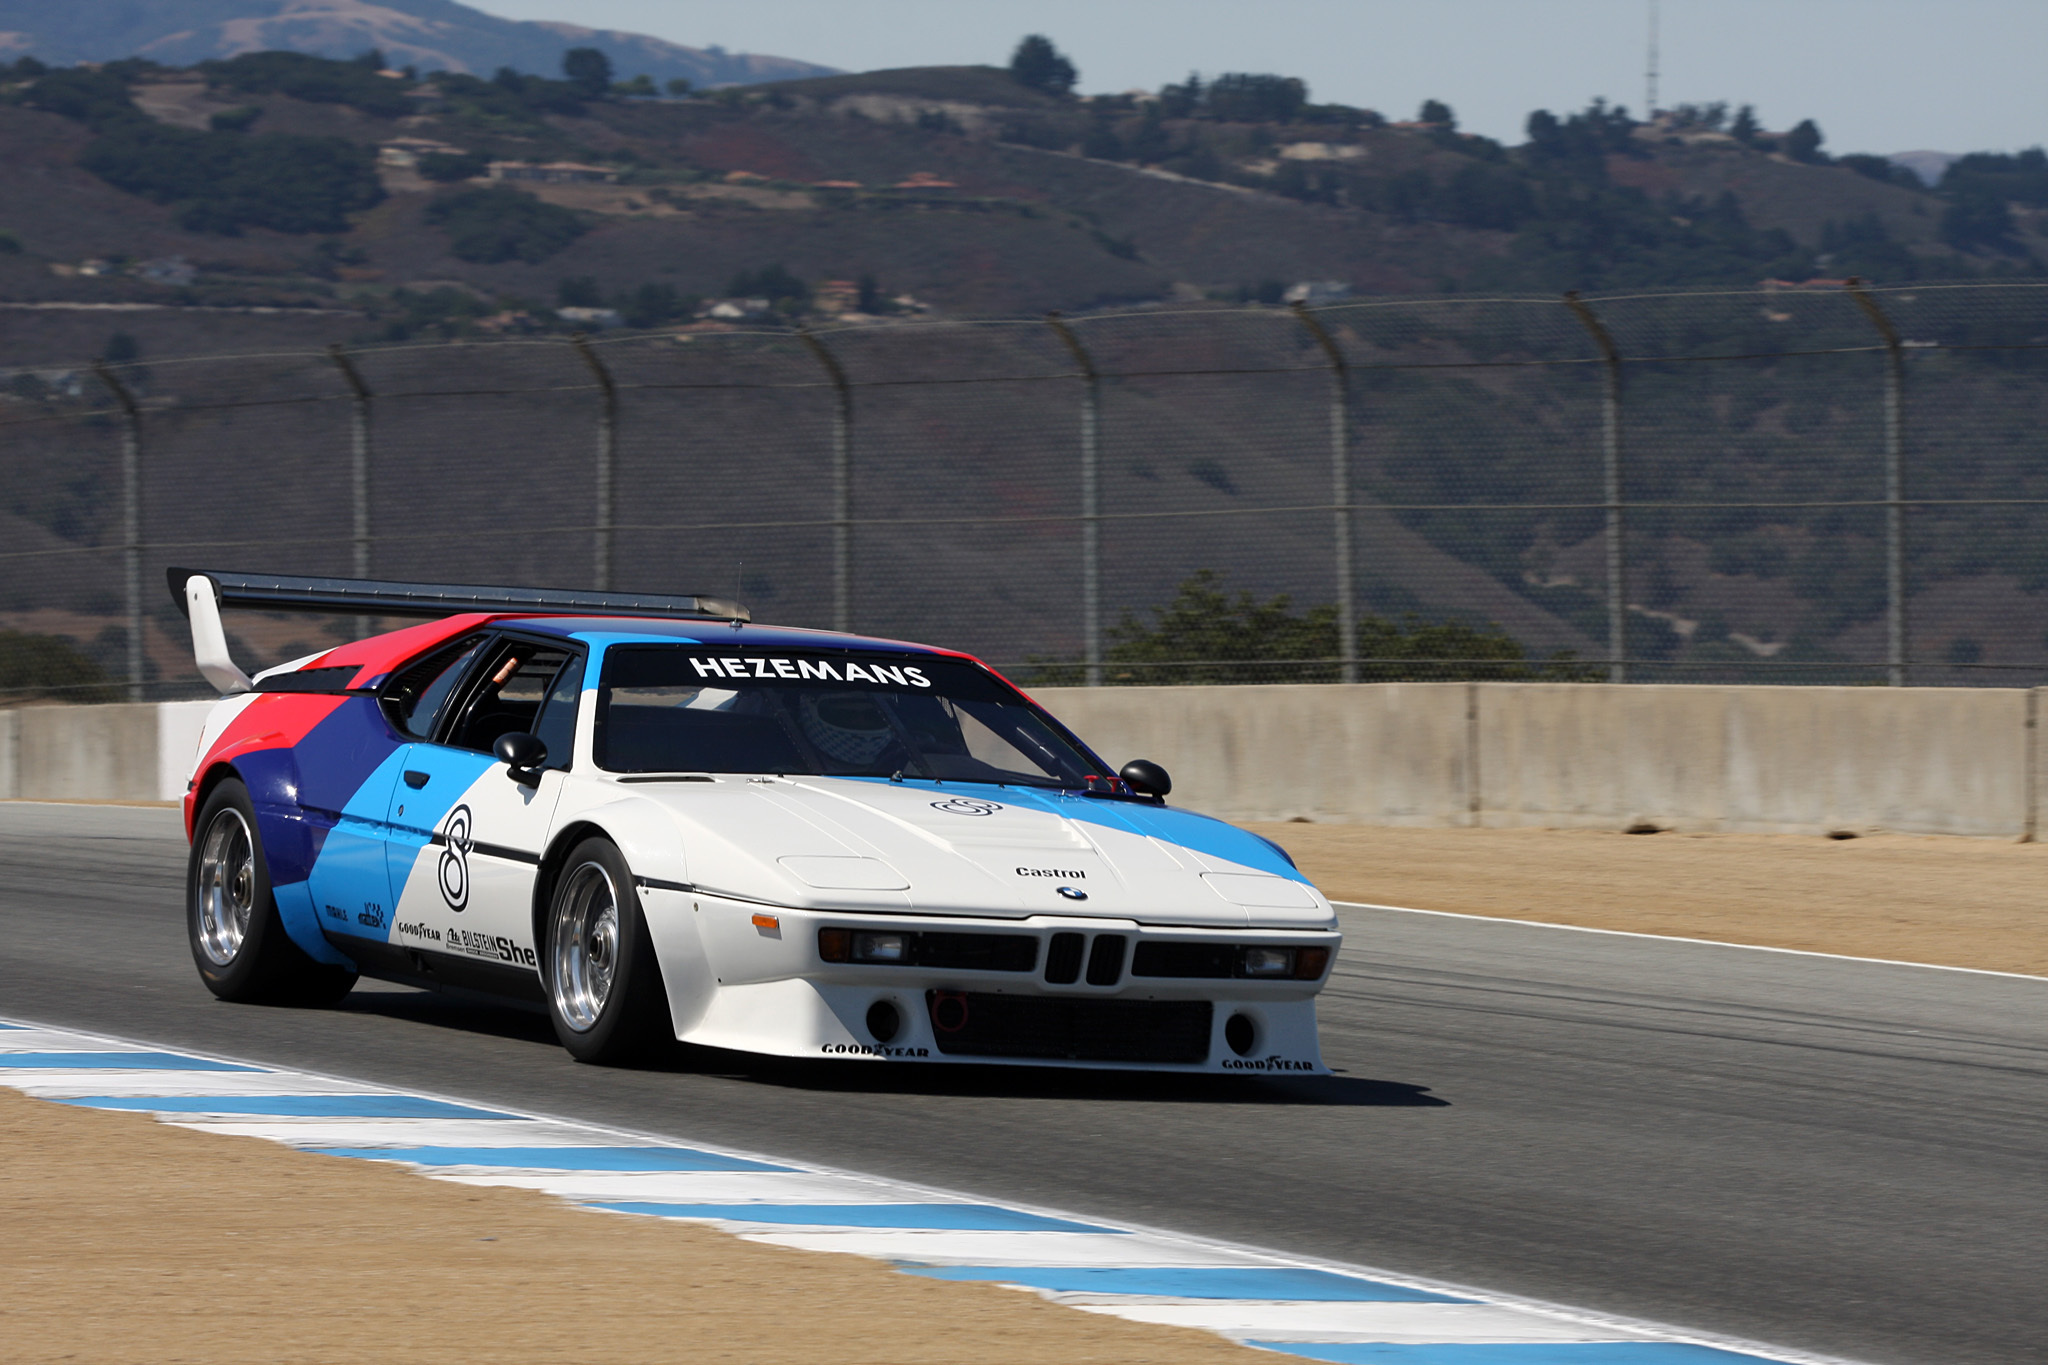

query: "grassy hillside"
left=0, top=51, right=2033, bottom=349
left=3, top=54, right=2047, bottom=688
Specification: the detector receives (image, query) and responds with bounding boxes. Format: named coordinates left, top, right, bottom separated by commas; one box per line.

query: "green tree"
left=1008, top=35, right=1077, bottom=96
left=1038, top=570, right=1582, bottom=684
left=614, top=74, right=656, bottom=97
left=665, top=77, right=693, bottom=97
left=416, top=150, right=488, bottom=182
left=0, top=630, right=117, bottom=703
left=727, top=263, right=808, bottom=308
left=1941, top=184, right=2018, bottom=252
left=1418, top=98, right=1456, bottom=130
left=562, top=47, right=613, bottom=98
left=424, top=186, right=586, bottom=263
left=1206, top=73, right=1308, bottom=123
left=1784, top=118, right=1825, bottom=163
left=1730, top=103, right=1759, bottom=145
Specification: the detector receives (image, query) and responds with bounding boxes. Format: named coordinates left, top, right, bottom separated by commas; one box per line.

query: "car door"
left=308, top=632, right=489, bottom=949
left=384, top=636, right=585, bottom=977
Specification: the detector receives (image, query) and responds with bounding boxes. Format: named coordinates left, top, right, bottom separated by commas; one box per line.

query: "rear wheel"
left=544, top=837, right=670, bottom=1064
left=188, top=778, right=357, bottom=1006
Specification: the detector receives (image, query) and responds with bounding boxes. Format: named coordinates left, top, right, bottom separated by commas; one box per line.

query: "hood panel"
left=625, top=777, right=1332, bottom=929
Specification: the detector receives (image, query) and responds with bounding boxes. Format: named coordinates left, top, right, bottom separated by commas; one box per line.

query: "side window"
left=530, top=653, right=585, bottom=771
left=444, top=641, right=575, bottom=755
left=383, top=637, right=487, bottom=740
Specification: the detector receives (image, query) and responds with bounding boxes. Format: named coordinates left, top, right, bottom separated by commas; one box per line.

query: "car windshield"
left=594, top=645, right=1105, bottom=787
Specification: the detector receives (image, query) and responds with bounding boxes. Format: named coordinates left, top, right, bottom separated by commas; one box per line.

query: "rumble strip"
left=0, top=1019, right=1843, bottom=1364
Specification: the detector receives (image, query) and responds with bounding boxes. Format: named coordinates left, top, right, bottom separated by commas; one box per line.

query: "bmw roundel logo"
left=1056, top=885, right=1088, bottom=901
left=931, top=797, right=1003, bottom=817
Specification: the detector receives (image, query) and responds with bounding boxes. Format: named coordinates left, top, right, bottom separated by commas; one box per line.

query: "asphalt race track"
left=3, top=803, right=2042, bottom=1365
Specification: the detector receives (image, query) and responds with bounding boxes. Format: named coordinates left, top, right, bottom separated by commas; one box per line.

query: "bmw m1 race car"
left=174, top=569, right=1340, bottom=1071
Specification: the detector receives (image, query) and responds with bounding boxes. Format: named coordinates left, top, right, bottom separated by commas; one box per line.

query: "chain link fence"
left=6, top=281, right=2048, bottom=702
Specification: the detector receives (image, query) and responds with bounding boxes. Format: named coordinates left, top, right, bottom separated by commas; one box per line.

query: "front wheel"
left=544, top=837, right=670, bottom=1064
left=188, top=778, right=356, bottom=1006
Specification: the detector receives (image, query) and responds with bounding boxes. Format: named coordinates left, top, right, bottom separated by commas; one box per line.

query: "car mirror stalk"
left=493, top=731, right=548, bottom=785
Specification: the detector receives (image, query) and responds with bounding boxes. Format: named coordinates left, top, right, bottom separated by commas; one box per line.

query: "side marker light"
left=752, top=913, right=780, bottom=931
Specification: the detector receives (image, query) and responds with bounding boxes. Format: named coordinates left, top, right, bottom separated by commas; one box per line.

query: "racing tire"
left=188, top=778, right=358, bottom=1007
left=543, top=837, right=671, bottom=1064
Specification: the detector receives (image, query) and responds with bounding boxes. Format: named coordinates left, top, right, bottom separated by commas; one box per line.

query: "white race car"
left=176, top=570, right=1339, bottom=1071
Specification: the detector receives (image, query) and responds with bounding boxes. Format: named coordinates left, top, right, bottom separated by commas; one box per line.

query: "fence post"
left=570, top=334, right=617, bottom=592
left=1045, top=313, right=1102, bottom=686
left=91, top=362, right=144, bottom=702
left=1846, top=279, right=1908, bottom=687
left=798, top=329, right=853, bottom=632
left=1564, top=292, right=1628, bottom=684
left=1293, top=302, right=1357, bottom=683
left=326, top=346, right=374, bottom=634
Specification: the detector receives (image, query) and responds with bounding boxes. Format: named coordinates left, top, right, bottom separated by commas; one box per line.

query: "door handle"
left=403, top=770, right=430, bottom=789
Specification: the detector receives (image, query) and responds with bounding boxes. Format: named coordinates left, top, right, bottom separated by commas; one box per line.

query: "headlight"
left=852, top=932, right=906, bottom=963
left=818, top=928, right=908, bottom=964
left=1242, top=947, right=1295, bottom=977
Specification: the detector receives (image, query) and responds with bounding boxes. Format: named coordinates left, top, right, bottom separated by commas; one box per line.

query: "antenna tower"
left=1645, top=0, right=1660, bottom=118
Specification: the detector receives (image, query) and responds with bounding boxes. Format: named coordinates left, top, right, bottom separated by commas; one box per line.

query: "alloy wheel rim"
left=195, top=808, right=256, bottom=966
left=551, top=862, right=620, bottom=1032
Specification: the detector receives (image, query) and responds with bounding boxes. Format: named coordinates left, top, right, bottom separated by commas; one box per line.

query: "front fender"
left=546, top=796, right=710, bottom=1037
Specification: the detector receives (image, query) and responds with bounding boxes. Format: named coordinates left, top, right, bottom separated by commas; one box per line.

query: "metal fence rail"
left=5, top=280, right=2048, bottom=700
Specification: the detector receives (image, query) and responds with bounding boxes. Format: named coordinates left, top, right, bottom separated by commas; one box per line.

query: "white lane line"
left=168, top=1119, right=630, bottom=1146
left=0, top=1016, right=1860, bottom=1365
left=1063, top=1300, right=1651, bottom=1343
left=1336, top=900, right=2048, bottom=982
left=426, top=1170, right=915, bottom=1203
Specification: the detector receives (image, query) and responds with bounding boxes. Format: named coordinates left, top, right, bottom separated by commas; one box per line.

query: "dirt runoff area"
left=0, top=1089, right=1262, bottom=1365
left=1246, top=821, right=2048, bottom=977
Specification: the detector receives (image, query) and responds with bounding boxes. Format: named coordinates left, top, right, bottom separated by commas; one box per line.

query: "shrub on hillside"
left=417, top=150, right=489, bottom=183
left=199, top=51, right=412, bottom=119
left=425, top=186, right=586, bottom=263
left=80, top=124, right=384, bottom=234
left=0, top=630, right=118, bottom=704
left=1030, top=569, right=1586, bottom=685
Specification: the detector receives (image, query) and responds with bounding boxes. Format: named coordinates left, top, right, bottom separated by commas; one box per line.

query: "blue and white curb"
left=0, top=1019, right=1850, bottom=1364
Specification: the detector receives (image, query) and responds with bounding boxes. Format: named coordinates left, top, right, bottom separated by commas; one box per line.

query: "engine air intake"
left=924, top=992, right=1212, bottom=1064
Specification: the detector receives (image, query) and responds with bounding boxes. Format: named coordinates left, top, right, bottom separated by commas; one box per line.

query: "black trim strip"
left=618, top=774, right=716, bottom=784
left=635, top=876, right=698, bottom=894
left=425, top=832, right=539, bottom=865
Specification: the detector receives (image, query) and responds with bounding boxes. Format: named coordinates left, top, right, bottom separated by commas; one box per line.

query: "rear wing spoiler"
left=168, top=568, right=751, bottom=696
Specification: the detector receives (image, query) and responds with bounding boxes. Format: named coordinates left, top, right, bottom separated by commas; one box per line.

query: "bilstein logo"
left=438, top=804, right=473, bottom=911
left=931, top=798, right=1002, bottom=817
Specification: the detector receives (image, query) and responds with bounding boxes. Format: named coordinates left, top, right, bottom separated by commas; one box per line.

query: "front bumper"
left=642, top=890, right=1340, bottom=1073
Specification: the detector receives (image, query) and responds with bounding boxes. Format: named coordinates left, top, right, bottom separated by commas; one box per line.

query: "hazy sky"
left=464, top=0, right=2045, bottom=156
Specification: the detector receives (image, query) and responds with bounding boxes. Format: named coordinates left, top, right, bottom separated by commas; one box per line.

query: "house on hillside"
left=1283, top=281, right=1353, bottom=306
left=379, top=138, right=464, bottom=169
left=490, top=162, right=620, bottom=184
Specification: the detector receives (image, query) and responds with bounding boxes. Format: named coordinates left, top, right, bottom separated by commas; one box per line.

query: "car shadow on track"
left=651, top=1049, right=1449, bottom=1107
left=334, top=988, right=1447, bottom=1107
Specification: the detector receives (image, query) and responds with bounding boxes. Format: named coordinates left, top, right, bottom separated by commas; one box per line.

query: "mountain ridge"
left=0, top=0, right=835, bottom=88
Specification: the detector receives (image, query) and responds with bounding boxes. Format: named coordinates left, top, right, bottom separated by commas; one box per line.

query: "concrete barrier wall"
left=2, top=686, right=2040, bottom=838
left=1038, top=682, right=2044, bottom=839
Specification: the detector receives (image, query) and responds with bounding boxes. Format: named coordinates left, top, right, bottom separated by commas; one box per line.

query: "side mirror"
left=1119, top=759, right=1171, bottom=800
left=493, top=731, right=548, bottom=784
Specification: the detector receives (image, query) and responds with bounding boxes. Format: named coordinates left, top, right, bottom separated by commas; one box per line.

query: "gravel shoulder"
left=1247, top=821, right=2048, bottom=976
left=0, top=1088, right=1263, bottom=1364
